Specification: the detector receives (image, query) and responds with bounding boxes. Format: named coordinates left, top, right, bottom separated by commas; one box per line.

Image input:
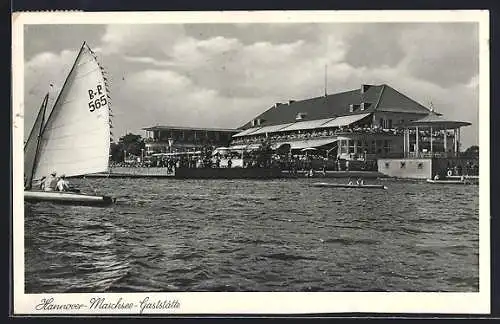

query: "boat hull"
left=426, top=179, right=475, bottom=185
left=311, top=182, right=388, bottom=190
left=24, top=191, right=114, bottom=206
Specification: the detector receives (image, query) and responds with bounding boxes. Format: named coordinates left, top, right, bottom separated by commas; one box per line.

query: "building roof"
left=239, top=84, right=431, bottom=130
left=143, top=125, right=239, bottom=133
left=404, top=112, right=472, bottom=128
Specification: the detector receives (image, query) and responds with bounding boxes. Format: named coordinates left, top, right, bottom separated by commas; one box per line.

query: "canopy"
left=320, top=113, right=371, bottom=128
left=275, top=138, right=338, bottom=150
left=232, top=127, right=262, bottom=137
left=229, top=144, right=248, bottom=150
left=248, top=123, right=293, bottom=135
left=403, top=112, right=471, bottom=129
left=277, top=118, right=334, bottom=132
left=247, top=143, right=262, bottom=150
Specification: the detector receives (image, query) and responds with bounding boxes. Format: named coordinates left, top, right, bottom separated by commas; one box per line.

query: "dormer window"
left=360, top=102, right=371, bottom=111
left=252, top=118, right=265, bottom=126
left=349, top=104, right=360, bottom=113
left=296, top=112, right=307, bottom=121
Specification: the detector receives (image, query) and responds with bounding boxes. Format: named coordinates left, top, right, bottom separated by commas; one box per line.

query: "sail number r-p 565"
left=88, top=84, right=107, bottom=112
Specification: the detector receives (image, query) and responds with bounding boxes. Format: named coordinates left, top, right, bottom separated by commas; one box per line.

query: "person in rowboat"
left=356, top=178, right=365, bottom=185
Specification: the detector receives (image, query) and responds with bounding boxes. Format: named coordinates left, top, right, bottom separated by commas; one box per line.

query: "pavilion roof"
left=403, top=112, right=471, bottom=129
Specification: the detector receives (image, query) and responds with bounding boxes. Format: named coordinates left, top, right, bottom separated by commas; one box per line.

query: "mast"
left=25, top=93, right=48, bottom=190
left=324, top=64, right=328, bottom=97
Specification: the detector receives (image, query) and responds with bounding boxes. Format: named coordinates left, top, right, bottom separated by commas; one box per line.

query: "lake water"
left=24, top=178, right=479, bottom=292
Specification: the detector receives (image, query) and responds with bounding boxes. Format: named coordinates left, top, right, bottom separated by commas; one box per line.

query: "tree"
left=109, top=133, right=145, bottom=162
left=110, top=142, right=124, bottom=162
left=462, top=145, right=479, bottom=158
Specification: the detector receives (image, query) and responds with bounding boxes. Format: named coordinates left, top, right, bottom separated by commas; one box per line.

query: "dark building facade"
left=143, top=125, right=239, bottom=155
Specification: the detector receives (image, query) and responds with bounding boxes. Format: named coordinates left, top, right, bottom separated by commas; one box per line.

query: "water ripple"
left=25, top=178, right=479, bottom=292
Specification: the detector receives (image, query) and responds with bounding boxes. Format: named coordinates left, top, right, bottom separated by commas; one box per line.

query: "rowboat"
left=426, top=179, right=475, bottom=185
left=310, top=182, right=388, bottom=190
left=24, top=42, right=115, bottom=206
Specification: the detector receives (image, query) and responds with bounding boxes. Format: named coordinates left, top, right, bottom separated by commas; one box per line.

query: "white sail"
left=34, top=42, right=111, bottom=179
left=24, top=93, right=48, bottom=189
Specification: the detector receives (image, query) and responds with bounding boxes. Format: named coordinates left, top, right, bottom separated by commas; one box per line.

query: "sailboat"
left=24, top=42, right=115, bottom=206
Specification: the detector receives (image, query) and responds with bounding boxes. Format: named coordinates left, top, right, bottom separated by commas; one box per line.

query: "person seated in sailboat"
left=44, top=171, right=59, bottom=191
left=38, top=176, right=47, bottom=190
left=56, top=174, right=71, bottom=192
left=356, top=178, right=364, bottom=185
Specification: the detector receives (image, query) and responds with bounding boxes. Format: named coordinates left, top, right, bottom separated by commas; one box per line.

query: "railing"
left=406, top=152, right=458, bottom=159
left=231, top=128, right=406, bottom=146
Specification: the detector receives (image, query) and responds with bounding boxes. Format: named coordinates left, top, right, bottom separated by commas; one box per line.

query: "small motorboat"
left=310, top=182, right=388, bottom=190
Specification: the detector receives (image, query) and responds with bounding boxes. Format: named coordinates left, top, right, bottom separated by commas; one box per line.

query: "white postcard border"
left=11, top=10, right=490, bottom=315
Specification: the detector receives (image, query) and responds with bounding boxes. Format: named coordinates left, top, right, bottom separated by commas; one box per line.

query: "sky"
left=23, top=22, right=480, bottom=149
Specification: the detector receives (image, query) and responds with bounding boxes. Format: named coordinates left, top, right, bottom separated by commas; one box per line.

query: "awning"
left=248, top=123, right=293, bottom=135
left=275, top=138, right=338, bottom=150
left=229, top=144, right=248, bottom=150
left=247, top=143, right=262, bottom=151
left=320, top=113, right=371, bottom=128
left=403, top=112, right=471, bottom=129
left=232, top=127, right=262, bottom=137
left=277, top=118, right=334, bottom=132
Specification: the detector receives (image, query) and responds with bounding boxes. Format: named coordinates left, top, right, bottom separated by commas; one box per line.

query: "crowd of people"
left=231, top=125, right=403, bottom=146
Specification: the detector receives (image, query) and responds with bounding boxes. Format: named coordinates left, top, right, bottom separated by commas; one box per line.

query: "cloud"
left=399, top=23, right=479, bottom=87
left=24, top=49, right=79, bottom=133
left=24, top=22, right=480, bottom=148
left=101, top=24, right=185, bottom=57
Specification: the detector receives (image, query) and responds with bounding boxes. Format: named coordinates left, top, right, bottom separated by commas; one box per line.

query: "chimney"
left=361, top=84, right=371, bottom=94
left=274, top=102, right=284, bottom=108
left=349, top=104, right=354, bottom=112
left=289, top=100, right=295, bottom=104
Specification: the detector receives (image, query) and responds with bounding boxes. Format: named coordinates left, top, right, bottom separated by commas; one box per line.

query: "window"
left=384, top=140, right=391, bottom=153
left=388, top=119, right=393, bottom=129
left=379, top=118, right=384, bottom=128
left=340, top=140, right=347, bottom=154
left=385, top=162, right=390, bottom=169
left=417, top=162, right=424, bottom=169
left=400, top=161, right=406, bottom=168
